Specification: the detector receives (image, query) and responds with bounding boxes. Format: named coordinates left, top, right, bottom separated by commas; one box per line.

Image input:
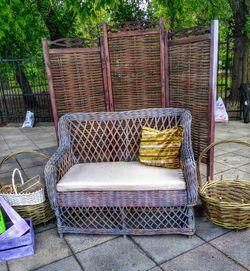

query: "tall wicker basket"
left=197, top=140, right=250, bottom=229
left=0, top=150, right=54, bottom=226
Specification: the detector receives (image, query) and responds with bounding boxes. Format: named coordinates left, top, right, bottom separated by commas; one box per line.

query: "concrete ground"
left=0, top=121, right=249, bottom=271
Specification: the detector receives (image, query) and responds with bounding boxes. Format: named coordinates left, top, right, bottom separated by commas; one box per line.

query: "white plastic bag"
left=22, top=111, right=35, bottom=128
left=215, top=97, right=229, bottom=122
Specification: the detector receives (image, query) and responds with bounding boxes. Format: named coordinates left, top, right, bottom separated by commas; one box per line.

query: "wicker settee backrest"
left=58, top=108, right=191, bottom=163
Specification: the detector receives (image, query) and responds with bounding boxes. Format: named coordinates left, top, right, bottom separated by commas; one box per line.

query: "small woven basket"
left=197, top=139, right=250, bottom=230
left=0, top=168, right=45, bottom=206
left=0, top=150, right=55, bottom=226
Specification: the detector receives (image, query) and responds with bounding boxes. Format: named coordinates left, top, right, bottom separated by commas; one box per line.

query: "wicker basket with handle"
left=0, top=150, right=54, bottom=226
left=0, top=168, right=45, bottom=206
left=197, top=139, right=250, bottom=229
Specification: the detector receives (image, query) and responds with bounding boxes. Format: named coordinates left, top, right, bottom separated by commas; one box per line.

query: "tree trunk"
left=15, top=64, right=38, bottom=109
left=244, top=41, right=250, bottom=83
left=228, top=0, right=250, bottom=101
left=230, top=36, right=249, bottom=100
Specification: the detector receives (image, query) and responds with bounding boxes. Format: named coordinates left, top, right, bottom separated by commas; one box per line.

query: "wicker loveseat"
left=45, top=108, right=198, bottom=237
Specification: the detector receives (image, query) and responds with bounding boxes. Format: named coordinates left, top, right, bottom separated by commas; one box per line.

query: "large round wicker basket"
left=197, top=140, right=250, bottom=229
left=0, top=150, right=55, bottom=226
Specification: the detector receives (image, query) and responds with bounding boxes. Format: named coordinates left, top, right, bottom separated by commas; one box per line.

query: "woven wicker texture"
left=13, top=198, right=55, bottom=226
left=0, top=151, right=55, bottom=226
left=58, top=206, right=194, bottom=235
left=43, top=22, right=216, bottom=170
left=49, top=51, right=105, bottom=117
left=108, top=33, right=162, bottom=111
left=197, top=140, right=250, bottom=229
left=169, top=40, right=210, bottom=159
left=45, top=108, right=198, bottom=236
left=0, top=170, right=45, bottom=206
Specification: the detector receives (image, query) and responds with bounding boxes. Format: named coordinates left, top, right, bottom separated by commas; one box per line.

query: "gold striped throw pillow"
left=139, top=125, right=184, bottom=169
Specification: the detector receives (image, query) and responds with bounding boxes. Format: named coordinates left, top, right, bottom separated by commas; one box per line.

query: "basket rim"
left=0, top=187, right=45, bottom=196
left=199, top=178, right=250, bottom=208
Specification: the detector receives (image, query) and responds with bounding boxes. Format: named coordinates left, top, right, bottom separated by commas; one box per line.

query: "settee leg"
left=59, top=233, right=64, bottom=238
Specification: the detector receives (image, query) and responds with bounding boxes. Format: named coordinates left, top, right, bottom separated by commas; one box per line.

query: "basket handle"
left=0, top=150, right=49, bottom=169
left=12, top=168, right=24, bottom=194
left=197, top=139, right=250, bottom=187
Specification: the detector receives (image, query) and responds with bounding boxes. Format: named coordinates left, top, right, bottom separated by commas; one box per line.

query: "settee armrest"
left=181, top=155, right=198, bottom=205
left=45, top=147, right=74, bottom=208
left=179, top=110, right=198, bottom=205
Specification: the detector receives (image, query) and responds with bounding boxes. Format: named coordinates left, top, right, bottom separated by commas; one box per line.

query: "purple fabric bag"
left=0, top=196, right=30, bottom=241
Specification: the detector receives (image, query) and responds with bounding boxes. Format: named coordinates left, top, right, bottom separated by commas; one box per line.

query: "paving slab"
left=34, top=220, right=56, bottom=234
left=28, top=133, right=56, bottom=141
left=15, top=153, right=48, bottom=169
left=23, top=165, right=45, bottom=179
left=148, top=267, right=162, bottom=271
left=0, top=148, right=11, bottom=158
left=34, top=141, right=57, bottom=149
left=234, top=148, right=250, bottom=158
left=76, top=237, right=156, bottom=271
left=195, top=216, right=229, bottom=241
left=239, top=163, right=250, bottom=174
left=160, top=243, right=246, bottom=271
left=0, top=157, right=19, bottom=173
left=213, top=143, right=244, bottom=156
left=39, top=146, right=57, bottom=156
left=8, top=228, right=72, bottom=271
left=2, top=133, right=28, bottom=140
left=132, top=234, right=204, bottom=264
left=34, top=256, right=82, bottom=271
left=9, top=143, right=38, bottom=152
left=214, top=168, right=250, bottom=180
left=215, top=152, right=250, bottom=168
left=4, top=138, right=33, bottom=146
left=199, top=162, right=231, bottom=176
left=210, top=229, right=250, bottom=270
left=0, top=168, right=28, bottom=185
left=215, top=132, right=236, bottom=141
left=0, top=262, right=7, bottom=271
left=64, top=234, right=116, bottom=253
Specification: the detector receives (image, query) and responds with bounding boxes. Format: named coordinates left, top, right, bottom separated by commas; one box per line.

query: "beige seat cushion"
left=56, top=161, right=186, bottom=192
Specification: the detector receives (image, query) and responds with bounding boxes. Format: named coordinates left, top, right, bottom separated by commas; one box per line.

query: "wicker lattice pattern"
left=43, top=22, right=215, bottom=171
left=45, top=108, right=198, bottom=236
left=58, top=206, right=194, bottom=235
left=49, top=51, right=105, bottom=117
left=169, top=40, right=210, bottom=159
left=108, top=33, right=162, bottom=111
left=57, top=190, right=188, bottom=207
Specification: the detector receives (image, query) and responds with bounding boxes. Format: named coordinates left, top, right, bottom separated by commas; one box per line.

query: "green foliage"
left=0, top=0, right=119, bottom=57
left=108, top=0, right=146, bottom=23
left=148, top=0, right=232, bottom=32
left=0, top=0, right=48, bottom=57
left=245, top=15, right=250, bottom=39
left=0, top=0, right=249, bottom=58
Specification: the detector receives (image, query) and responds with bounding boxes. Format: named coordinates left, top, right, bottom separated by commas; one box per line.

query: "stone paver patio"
left=0, top=121, right=249, bottom=271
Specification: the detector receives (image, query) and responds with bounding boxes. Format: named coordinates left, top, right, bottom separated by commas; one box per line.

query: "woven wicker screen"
left=168, top=38, right=211, bottom=160
left=48, top=50, right=105, bottom=117
left=43, top=20, right=218, bottom=174
left=108, top=33, right=162, bottom=111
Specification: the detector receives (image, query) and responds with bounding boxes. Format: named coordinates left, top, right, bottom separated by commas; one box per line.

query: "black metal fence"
left=0, top=56, right=52, bottom=124
left=217, top=35, right=241, bottom=119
